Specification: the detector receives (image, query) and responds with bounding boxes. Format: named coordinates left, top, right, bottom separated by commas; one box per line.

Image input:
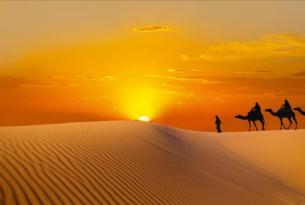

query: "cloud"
left=146, top=70, right=305, bottom=98
left=79, top=72, right=117, bottom=81
left=234, top=70, right=272, bottom=75
left=180, top=54, right=191, bottom=61
left=102, top=76, right=117, bottom=81
left=0, top=76, right=78, bottom=89
left=145, top=74, right=208, bottom=83
left=0, top=76, right=51, bottom=88
left=291, top=70, right=305, bottom=76
left=182, top=33, right=305, bottom=61
left=165, top=68, right=200, bottom=73
left=80, top=96, right=110, bottom=101
left=255, top=70, right=271, bottom=73
left=133, top=25, right=171, bottom=33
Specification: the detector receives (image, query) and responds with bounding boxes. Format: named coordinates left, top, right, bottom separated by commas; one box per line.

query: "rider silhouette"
left=281, top=99, right=292, bottom=112
left=250, top=102, right=262, bottom=118
left=215, top=115, right=222, bottom=133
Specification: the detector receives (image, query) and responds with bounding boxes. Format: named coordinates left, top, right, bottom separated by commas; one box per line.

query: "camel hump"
left=280, top=107, right=293, bottom=115
left=249, top=109, right=263, bottom=119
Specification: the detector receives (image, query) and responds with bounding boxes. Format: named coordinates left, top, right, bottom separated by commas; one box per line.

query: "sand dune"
left=0, top=121, right=305, bottom=205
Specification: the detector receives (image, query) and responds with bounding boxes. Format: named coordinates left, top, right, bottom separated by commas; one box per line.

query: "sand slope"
left=0, top=121, right=305, bottom=205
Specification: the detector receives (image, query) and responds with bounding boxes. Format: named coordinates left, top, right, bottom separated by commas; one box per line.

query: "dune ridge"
left=0, top=121, right=305, bottom=205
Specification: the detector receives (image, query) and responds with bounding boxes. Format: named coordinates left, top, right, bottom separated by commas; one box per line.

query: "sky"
left=1, top=1, right=305, bottom=131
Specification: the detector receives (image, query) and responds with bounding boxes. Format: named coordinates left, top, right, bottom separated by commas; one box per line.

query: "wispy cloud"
left=234, top=70, right=272, bottom=75
left=102, top=76, right=117, bottom=81
left=133, top=25, right=171, bottom=33
left=255, top=70, right=271, bottom=73
left=0, top=76, right=76, bottom=89
left=80, top=72, right=117, bottom=81
left=182, top=33, right=305, bottom=61
left=0, top=76, right=51, bottom=88
left=146, top=70, right=305, bottom=98
left=165, top=68, right=200, bottom=73
left=145, top=74, right=208, bottom=83
left=291, top=70, right=305, bottom=76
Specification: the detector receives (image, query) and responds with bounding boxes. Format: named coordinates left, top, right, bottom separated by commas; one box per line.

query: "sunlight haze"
left=1, top=1, right=305, bottom=131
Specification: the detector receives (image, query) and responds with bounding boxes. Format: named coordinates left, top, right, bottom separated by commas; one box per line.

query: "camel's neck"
left=267, top=109, right=278, bottom=116
left=296, top=108, right=305, bottom=115
left=237, top=115, right=248, bottom=120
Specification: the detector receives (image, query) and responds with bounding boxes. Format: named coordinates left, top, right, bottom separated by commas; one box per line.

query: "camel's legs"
left=248, top=120, right=251, bottom=131
left=280, top=118, right=284, bottom=130
left=253, top=121, right=258, bottom=131
left=260, top=119, right=265, bottom=130
left=287, top=117, right=292, bottom=129
left=280, top=118, right=288, bottom=129
left=293, top=115, right=298, bottom=129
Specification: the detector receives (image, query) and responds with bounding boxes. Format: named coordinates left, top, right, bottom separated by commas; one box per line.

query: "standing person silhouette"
left=215, top=115, right=222, bottom=133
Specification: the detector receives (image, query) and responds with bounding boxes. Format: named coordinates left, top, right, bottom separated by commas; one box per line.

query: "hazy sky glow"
left=1, top=1, right=305, bottom=131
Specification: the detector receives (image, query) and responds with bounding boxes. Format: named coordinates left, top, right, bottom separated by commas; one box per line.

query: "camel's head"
left=235, top=115, right=242, bottom=119
left=265, top=108, right=272, bottom=112
left=294, top=107, right=301, bottom=111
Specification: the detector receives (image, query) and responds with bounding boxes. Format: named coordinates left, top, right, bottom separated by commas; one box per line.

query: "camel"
left=294, top=107, right=305, bottom=116
left=265, top=108, right=297, bottom=130
left=235, top=111, right=265, bottom=131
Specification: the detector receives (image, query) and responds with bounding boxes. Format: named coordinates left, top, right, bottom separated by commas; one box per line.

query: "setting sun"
left=118, top=87, right=170, bottom=122
left=138, top=115, right=151, bottom=122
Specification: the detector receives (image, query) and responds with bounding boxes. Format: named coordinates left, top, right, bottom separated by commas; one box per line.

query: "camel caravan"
left=234, top=99, right=305, bottom=131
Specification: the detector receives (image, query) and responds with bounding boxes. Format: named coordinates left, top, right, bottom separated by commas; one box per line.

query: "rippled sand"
left=0, top=121, right=304, bottom=205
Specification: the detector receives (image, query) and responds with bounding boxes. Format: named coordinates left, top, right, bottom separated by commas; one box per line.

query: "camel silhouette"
left=294, top=107, right=305, bottom=116
left=265, top=108, right=297, bottom=129
left=235, top=112, right=265, bottom=131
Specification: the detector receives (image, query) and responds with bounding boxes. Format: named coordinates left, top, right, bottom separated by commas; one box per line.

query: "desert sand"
left=0, top=121, right=305, bottom=205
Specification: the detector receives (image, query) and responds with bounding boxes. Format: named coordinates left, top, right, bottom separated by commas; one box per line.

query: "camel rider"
left=251, top=102, right=262, bottom=117
left=281, top=99, right=292, bottom=113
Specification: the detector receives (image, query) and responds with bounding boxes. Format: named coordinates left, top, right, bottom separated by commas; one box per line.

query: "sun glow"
left=122, top=88, right=156, bottom=120
left=118, top=86, right=170, bottom=121
left=138, top=115, right=151, bottom=122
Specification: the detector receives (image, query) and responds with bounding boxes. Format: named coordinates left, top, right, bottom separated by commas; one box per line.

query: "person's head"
left=285, top=99, right=289, bottom=103
left=216, top=115, right=219, bottom=119
left=255, top=102, right=259, bottom=106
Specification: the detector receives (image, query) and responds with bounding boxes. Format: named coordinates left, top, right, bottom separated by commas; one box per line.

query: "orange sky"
left=1, top=1, right=305, bottom=131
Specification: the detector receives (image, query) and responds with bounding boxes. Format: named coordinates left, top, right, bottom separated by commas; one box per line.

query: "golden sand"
left=0, top=121, right=304, bottom=204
